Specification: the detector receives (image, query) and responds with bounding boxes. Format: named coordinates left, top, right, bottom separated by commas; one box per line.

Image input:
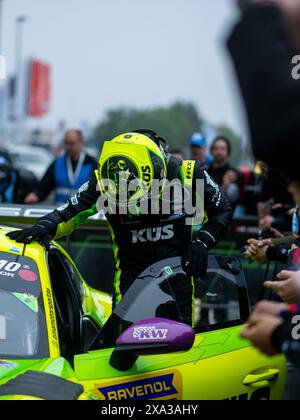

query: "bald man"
left=25, top=129, right=98, bottom=204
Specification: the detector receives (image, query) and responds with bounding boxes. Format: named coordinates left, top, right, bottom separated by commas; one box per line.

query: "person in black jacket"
left=208, top=136, right=242, bottom=208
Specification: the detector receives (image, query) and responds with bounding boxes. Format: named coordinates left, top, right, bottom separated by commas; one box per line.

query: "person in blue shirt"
left=25, top=129, right=98, bottom=205
left=0, top=157, right=37, bottom=204
left=189, top=132, right=213, bottom=168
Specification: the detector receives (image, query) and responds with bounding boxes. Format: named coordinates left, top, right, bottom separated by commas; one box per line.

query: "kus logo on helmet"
left=95, top=131, right=167, bottom=208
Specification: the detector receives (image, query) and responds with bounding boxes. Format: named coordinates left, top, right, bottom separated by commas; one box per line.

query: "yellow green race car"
left=0, top=226, right=287, bottom=400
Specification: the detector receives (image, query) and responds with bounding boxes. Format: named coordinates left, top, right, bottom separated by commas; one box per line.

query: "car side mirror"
left=109, top=318, right=195, bottom=371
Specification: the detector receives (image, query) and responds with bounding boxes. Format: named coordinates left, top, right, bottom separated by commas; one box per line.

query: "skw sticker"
left=133, top=326, right=168, bottom=341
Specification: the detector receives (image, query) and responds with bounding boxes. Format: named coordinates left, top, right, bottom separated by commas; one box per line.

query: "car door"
left=73, top=256, right=287, bottom=400
left=177, top=256, right=287, bottom=400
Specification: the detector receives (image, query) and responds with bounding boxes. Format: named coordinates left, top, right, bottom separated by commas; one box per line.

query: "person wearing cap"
left=189, top=133, right=213, bottom=168
left=0, top=157, right=37, bottom=204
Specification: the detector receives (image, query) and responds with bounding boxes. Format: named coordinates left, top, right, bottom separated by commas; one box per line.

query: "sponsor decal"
left=0, top=205, right=104, bottom=221
left=0, top=260, right=21, bottom=271
left=9, top=247, right=21, bottom=254
left=57, top=203, right=69, bottom=212
left=0, top=271, right=14, bottom=278
left=186, top=161, right=193, bottom=180
left=131, top=224, right=174, bottom=244
left=13, top=293, right=38, bottom=313
left=204, top=171, right=221, bottom=207
left=0, top=360, right=17, bottom=370
left=204, top=171, right=218, bottom=189
left=141, top=165, right=151, bottom=187
left=0, top=258, right=38, bottom=282
left=102, top=156, right=139, bottom=187
left=78, top=182, right=89, bottom=194
left=94, top=371, right=182, bottom=400
left=164, top=266, right=173, bottom=277
left=45, top=288, right=59, bottom=350
left=133, top=326, right=168, bottom=341
left=0, top=260, right=22, bottom=278
left=117, top=160, right=127, bottom=171
left=18, top=269, right=37, bottom=282
left=0, top=207, right=51, bottom=218
left=71, top=195, right=79, bottom=206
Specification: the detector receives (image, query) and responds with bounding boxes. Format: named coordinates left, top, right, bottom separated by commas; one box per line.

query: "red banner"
left=28, top=60, right=51, bottom=117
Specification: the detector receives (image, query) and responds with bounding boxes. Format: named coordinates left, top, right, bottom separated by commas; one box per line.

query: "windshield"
left=94, top=256, right=249, bottom=350
left=0, top=252, right=49, bottom=359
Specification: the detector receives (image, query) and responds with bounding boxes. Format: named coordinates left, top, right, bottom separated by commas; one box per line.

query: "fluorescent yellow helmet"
left=95, top=131, right=167, bottom=206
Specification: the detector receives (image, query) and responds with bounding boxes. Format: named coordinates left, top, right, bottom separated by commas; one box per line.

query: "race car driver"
left=6, top=130, right=233, bottom=325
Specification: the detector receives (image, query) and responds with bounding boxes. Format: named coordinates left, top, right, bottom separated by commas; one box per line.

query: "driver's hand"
left=6, top=215, right=60, bottom=251
left=182, top=239, right=208, bottom=278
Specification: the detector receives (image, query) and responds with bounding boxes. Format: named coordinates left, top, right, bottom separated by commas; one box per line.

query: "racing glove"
left=182, top=238, right=208, bottom=278
left=6, top=211, right=63, bottom=251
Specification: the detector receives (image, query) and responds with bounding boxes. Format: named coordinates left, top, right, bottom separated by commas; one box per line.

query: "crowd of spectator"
left=226, top=0, right=300, bottom=400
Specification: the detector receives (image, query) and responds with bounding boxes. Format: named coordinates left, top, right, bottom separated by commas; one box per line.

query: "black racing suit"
left=53, top=157, right=233, bottom=324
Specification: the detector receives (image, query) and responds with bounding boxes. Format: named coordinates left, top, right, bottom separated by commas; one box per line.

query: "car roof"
left=5, top=145, right=52, bottom=158
left=0, top=226, right=46, bottom=263
left=0, top=149, right=13, bottom=165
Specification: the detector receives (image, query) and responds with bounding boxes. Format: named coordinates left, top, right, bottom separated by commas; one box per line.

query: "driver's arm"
left=53, top=172, right=100, bottom=239
left=181, top=164, right=233, bottom=278
left=6, top=171, right=101, bottom=248
left=194, top=164, right=233, bottom=249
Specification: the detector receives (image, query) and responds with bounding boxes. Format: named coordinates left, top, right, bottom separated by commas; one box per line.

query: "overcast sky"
left=2, top=0, right=247, bottom=137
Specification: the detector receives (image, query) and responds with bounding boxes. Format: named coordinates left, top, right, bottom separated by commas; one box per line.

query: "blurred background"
left=0, top=0, right=286, bottom=304
left=0, top=0, right=248, bottom=173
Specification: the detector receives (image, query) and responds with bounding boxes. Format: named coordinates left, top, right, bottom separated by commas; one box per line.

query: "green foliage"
left=93, top=103, right=246, bottom=166
left=94, top=102, right=202, bottom=149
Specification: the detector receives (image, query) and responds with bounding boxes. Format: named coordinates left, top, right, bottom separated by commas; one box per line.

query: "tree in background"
left=94, top=102, right=202, bottom=149
left=94, top=102, right=245, bottom=166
